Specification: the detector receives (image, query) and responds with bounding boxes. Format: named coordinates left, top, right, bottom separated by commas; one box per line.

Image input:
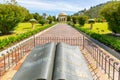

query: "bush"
left=0, top=4, right=28, bottom=34
left=47, top=16, right=54, bottom=24
left=100, top=2, right=120, bottom=33
left=78, top=15, right=88, bottom=26
left=72, top=16, right=77, bottom=24
left=0, top=23, right=55, bottom=50
left=39, top=19, right=46, bottom=26
left=69, top=23, right=120, bottom=52
left=88, top=19, right=95, bottom=29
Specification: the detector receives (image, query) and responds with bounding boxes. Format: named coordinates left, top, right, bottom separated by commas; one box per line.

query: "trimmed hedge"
left=0, top=23, right=55, bottom=50
left=69, top=23, right=120, bottom=52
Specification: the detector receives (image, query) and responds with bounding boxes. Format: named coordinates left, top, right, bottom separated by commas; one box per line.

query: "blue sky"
left=0, top=0, right=110, bottom=16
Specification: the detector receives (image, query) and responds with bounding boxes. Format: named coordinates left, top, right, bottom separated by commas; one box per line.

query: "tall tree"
left=0, top=4, right=28, bottom=34
left=72, top=16, right=77, bottom=24
left=78, top=15, right=88, bottom=26
left=100, top=2, right=120, bottom=33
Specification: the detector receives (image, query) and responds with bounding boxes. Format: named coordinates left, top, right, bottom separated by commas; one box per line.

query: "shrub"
left=78, top=15, right=88, bottom=26
left=29, top=19, right=37, bottom=29
left=69, top=23, right=120, bottom=52
left=72, top=16, right=77, bottom=24
left=0, top=23, right=55, bottom=50
left=0, top=4, right=28, bottom=34
left=88, top=19, right=95, bottom=29
left=100, top=2, right=120, bottom=33
left=39, top=19, right=46, bottom=26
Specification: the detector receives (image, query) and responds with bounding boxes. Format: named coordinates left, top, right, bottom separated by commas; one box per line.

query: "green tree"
left=32, top=13, right=42, bottom=21
left=29, top=19, right=37, bottom=29
left=100, top=2, right=120, bottom=33
left=72, top=16, right=77, bottom=24
left=5, top=0, right=17, bottom=5
left=67, top=16, right=71, bottom=21
left=88, top=19, right=95, bottom=29
left=47, top=16, right=54, bottom=24
left=53, top=16, right=56, bottom=21
left=78, top=15, right=88, bottom=26
left=0, top=4, right=28, bottom=34
left=39, top=19, right=46, bottom=26
left=24, top=12, right=33, bottom=22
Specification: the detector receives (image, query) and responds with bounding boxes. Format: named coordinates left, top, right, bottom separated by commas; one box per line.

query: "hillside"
left=74, top=2, right=110, bottom=18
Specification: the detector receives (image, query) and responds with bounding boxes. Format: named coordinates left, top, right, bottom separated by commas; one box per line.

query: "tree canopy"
left=0, top=4, right=28, bottom=34
left=100, top=2, right=120, bottom=33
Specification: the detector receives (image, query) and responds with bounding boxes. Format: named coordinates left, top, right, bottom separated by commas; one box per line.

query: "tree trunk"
left=32, top=23, right=34, bottom=29
left=90, top=24, right=93, bottom=29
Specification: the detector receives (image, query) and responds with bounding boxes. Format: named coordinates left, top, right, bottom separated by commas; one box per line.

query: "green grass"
left=76, top=22, right=111, bottom=34
left=71, top=22, right=120, bottom=52
left=0, top=22, right=56, bottom=50
left=0, top=23, right=47, bottom=39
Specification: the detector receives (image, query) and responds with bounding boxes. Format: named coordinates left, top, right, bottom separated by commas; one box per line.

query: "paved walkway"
left=41, top=24, right=82, bottom=37
left=1, top=23, right=111, bottom=80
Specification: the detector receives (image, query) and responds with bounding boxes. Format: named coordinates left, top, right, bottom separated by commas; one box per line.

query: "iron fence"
left=0, top=36, right=120, bottom=80
left=84, top=37, right=120, bottom=80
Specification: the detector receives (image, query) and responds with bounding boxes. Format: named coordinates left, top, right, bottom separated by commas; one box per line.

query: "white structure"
left=58, top=12, right=67, bottom=22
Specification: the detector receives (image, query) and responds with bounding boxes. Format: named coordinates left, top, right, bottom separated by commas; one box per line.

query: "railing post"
left=7, top=51, right=10, bottom=69
left=108, top=58, right=114, bottom=79
left=34, top=35, right=36, bottom=47
left=113, top=62, right=119, bottom=80
left=118, top=67, right=120, bottom=80
left=2, top=54, right=6, bottom=72
left=101, top=51, right=104, bottom=69
left=82, top=36, right=85, bottom=50
left=105, top=55, right=109, bottom=73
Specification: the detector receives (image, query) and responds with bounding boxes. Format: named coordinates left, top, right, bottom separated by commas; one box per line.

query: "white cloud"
left=17, top=0, right=82, bottom=12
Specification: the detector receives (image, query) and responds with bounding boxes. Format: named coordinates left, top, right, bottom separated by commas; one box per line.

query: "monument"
left=58, top=12, right=67, bottom=22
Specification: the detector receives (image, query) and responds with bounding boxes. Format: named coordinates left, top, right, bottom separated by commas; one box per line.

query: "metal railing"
left=0, top=38, right=34, bottom=79
left=0, top=36, right=120, bottom=80
left=83, top=37, right=120, bottom=80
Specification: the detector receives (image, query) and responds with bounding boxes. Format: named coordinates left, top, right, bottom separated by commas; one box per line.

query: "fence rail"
left=0, top=36, right=120, bottom=80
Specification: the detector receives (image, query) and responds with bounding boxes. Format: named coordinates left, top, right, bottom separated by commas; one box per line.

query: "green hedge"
left=0, top=23, right=55, bottom=50
left=69, top=23, right=120, bottom=52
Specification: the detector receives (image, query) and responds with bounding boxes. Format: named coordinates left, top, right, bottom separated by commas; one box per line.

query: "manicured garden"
left=67, top=2, right=120, bottom=53
left=70, top=22, right=120, bottom=52
left=0, top=22, right=56, bottom=51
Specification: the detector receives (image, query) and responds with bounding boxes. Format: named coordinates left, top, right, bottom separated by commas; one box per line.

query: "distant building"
left=58, top=12, right=67, bottom=22
left=43, top=13, right=48, bottom=20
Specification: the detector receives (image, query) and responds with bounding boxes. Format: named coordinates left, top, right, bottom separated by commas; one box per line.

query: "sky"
left=0, top=0, right=110, bottom=16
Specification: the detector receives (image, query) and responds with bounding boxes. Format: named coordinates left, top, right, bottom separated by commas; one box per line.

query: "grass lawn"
left=77, top=22, right=111, bottom=34
left=0, top=22, right=47, bottom=39
left=76, top=23, right=111, bottom=34
left=0, top=22, right=55, bottom=50
left=73, top=22, right=120, bottom=52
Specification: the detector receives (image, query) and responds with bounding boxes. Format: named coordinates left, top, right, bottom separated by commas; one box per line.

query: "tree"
left=88, top=19, right=95, bottom=29
left=32, top=13, right=42, bottom=21
left=67, top=16, right=71, bottom=21
left=53, top=16, right=57, bottom=21
left=39, top=19, right=46, bottom=26
left=47, top=16, right=54, bottom=24
left=100, top=2, right=120, bottom=33
left=72, top=16, right=77, bottom=24
left=5, top=0, right=17, bottom=5
left=0, top=4, right=28, bottom=34
left=78, top=15, right=88, bottom=26
left=29, top=19, right=37, bottom=29
left=24, top=11, right=33, bottom=22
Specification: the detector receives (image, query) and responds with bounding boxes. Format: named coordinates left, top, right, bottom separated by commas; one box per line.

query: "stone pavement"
left=41, top=23, right=82, bottom=37
left=1, top=23, right=112, bottom=80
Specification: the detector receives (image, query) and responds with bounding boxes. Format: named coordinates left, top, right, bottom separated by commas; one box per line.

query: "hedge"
left=0, top=23, right=55, bottom=50
left=69, top=23, right=120, bottom=52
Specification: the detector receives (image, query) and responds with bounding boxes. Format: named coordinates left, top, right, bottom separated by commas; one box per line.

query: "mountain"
left=74, top=2, right=110, bottom=19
